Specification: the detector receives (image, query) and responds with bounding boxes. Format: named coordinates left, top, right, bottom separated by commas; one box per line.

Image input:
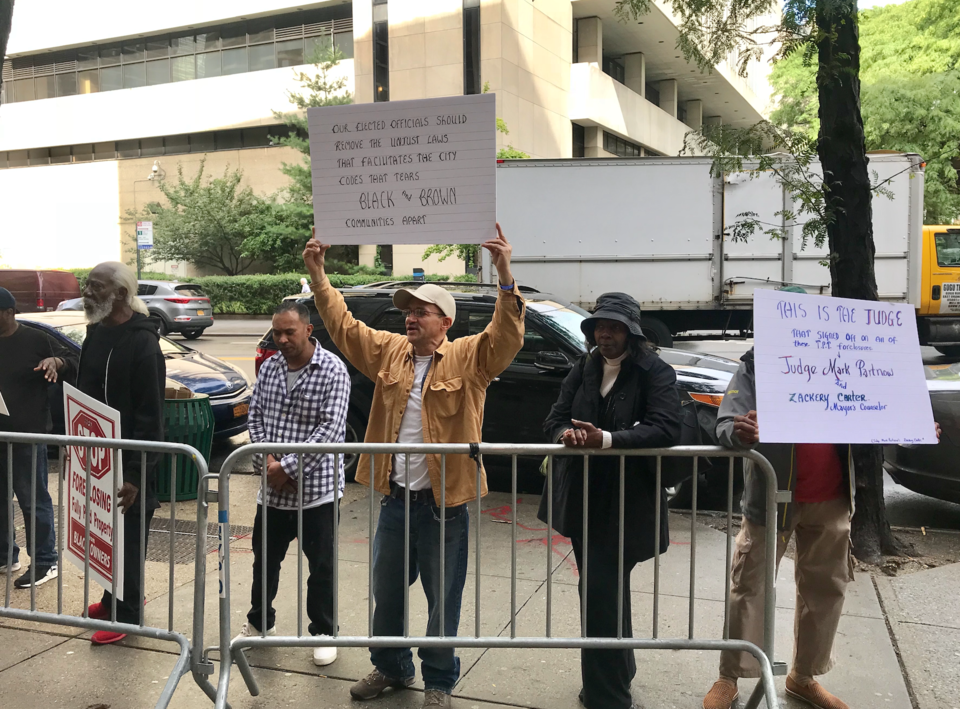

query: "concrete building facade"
left=0, top=0, right=772, bottom=276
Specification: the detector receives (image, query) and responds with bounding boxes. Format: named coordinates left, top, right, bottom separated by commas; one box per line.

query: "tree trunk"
left=816, top=0, right=898, bottom=563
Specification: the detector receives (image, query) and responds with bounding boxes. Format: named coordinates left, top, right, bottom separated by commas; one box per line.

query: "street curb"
left=202, top=332, right=265, bottom=338
left=873, top=574, right=920, bottom=709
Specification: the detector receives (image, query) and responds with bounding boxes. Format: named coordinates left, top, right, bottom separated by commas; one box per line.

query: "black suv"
left=256, top=283, right=739, bottom=491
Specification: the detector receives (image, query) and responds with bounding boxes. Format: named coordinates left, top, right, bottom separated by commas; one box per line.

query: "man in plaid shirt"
left=235, top=301, right=350, bottom=667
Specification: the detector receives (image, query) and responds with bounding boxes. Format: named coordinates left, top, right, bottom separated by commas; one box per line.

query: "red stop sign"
left=71, top=411, right=112, bottom=480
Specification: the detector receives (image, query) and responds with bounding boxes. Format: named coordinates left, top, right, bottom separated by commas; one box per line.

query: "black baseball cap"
left=0, top=287, right=15, bottom=311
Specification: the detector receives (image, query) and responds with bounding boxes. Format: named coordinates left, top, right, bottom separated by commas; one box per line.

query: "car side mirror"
left=535, top=351, right=572, bottom=371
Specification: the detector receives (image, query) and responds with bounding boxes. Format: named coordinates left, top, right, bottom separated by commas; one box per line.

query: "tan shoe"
left=703, top=679, right=739, bottom=709
left=349, top=669, right=415, bottom=700
left=785, top=675, right=849, bottom=709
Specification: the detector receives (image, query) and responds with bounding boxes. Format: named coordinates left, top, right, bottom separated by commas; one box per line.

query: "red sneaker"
left=87, top=602, right=109, bottom=620
left=91, top=630, right=127, bottom=645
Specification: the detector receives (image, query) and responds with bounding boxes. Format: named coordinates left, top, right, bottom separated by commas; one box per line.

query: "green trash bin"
left=158, top=393, right=215, bottom=502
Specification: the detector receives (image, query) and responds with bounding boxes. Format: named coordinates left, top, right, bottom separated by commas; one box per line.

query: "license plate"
left=233, top=403, right=249, bottom=418
left=196, top=310, right=205, bottom=316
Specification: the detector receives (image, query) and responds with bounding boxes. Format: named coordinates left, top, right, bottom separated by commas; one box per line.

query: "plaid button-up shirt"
left=248, top=341, right=350, bottom=509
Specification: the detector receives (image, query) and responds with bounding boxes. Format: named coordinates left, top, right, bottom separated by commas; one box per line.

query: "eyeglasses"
left=402, top=308, right=444, bottom=319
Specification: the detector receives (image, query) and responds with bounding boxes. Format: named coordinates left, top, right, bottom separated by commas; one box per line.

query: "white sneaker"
left=232, top=622, right=276, bottom=644
left=312, top=638, right=337, bottom=667
left=0, top=561, right=21, bottom=574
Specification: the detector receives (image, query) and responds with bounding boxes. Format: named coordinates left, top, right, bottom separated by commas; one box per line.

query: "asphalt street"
left=172, top=328, right=960, bottom=532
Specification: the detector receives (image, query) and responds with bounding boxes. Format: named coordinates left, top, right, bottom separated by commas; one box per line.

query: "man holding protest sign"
left=74, top=262, right=165, bottom=645
left=303, top=224, right=523, bottom=709
left=703, top=289, right=941, bottom=709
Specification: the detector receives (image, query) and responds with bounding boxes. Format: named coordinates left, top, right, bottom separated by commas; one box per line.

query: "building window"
left=0, top=6, right=354, bottom=104
left=572, top=123, right=585, bottom=158
left=603, top=131, right=643, bottom=157
left=373, top=0, right=389, bottom=102
left=0, top=124, right=298, bottom=170
left=602, top=57, right=625, bottom=84
left=645, top=83, right=660, bottom=107
left=463, top=0, right=481, bottom=95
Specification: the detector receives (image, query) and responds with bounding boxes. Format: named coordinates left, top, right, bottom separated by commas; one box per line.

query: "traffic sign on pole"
left=136, top=221, right=154, bottom=250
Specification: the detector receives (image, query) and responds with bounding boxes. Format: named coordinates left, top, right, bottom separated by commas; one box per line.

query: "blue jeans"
left=370, top=494, right=470, bottom=694
left=0, top=443, right=58, bottom=567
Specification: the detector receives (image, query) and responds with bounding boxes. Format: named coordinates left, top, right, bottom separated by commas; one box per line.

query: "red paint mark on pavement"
left=482, top=504, right=548, bottom=532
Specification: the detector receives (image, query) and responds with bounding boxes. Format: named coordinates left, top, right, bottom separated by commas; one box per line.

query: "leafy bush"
left=453, top=274, right=479, bottom=283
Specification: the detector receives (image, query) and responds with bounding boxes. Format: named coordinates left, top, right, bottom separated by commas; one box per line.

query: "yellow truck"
left=918, top=225, right=960, bottom=355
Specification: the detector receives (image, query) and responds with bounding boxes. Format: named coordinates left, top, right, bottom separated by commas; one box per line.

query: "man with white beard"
left=73, top=262, right=166, bottom=645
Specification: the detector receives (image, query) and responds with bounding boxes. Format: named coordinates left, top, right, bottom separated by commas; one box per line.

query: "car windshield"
left=55, top=324, right=187, bottom=356
left=528, top=300, right=588, bottom=353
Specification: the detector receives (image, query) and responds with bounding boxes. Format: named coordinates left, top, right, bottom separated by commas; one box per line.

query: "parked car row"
left=17, top=312, right=250, bottom=441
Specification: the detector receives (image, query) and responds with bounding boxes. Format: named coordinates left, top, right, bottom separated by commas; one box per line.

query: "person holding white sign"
left=303, top=224, right=524, bottom=709
left=74, top=262, right=166, bottom=645
left=701, top=346, right=940, bottom=709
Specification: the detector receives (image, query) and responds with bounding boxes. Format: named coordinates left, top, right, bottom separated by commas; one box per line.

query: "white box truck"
left=496, top=153, right=943, bottom=347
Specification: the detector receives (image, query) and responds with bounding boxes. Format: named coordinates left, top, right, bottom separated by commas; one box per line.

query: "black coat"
left=76, top=314, right=166, bottom=512
left=537, top=347, right=682, bottom=564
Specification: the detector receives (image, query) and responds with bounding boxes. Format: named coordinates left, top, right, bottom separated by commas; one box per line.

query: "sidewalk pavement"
left=0, top=476, right=936, bottom=708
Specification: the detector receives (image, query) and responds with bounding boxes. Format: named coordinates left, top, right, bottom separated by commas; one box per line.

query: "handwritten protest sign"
left=64, top=383, right=124, bottom=600
left=754, top=289, right=936, bottom=444
left=307, top=94, right=496, bottom=245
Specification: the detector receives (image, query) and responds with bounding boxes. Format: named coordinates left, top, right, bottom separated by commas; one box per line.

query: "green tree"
left=136, top=160, right=271, bottom=276
left=243, top=44, right=355, bottom=272
left=422, top=83, right=530, bottom=276
left=618, top=0, right=898, bottom=562
left=769, top=0, right=960, bottom=223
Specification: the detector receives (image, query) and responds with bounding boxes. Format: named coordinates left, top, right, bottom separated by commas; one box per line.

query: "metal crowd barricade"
left=198, top=442, right=784, bottom=709
left=0, top=432, right=219, bottom=709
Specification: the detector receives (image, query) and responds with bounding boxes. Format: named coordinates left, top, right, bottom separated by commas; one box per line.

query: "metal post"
left=29, top=445, right=37, bottom=610
left=723, top=458, right=734, bottom=639
left=581, top=455, right=589, bottom=638
left=333, top=452, right=340, bottom=637
left=83, top=446, right=92, bottom=618
left=169, top=454, right=177, bottom=632
left=140, top=453, right=147, bottom=627
left=475, top=451, right=482, bottom=638
left=5, top=444, right=13, bottom=608
left=297, top=454, right=304, bottom=637
left=57, top=445, right=64, bottom=616
left=617, top=455, right=625, bottom=639
left=403, top=453, right=410, bottom=638
left=261, top=459, right=268, bottom=637
left=368, top=455, right=375, bottom=637
left=652, top=456, right=661, bottom=639
left=510, top=454, right=517, bottom=639
left=110, top=446, right=119, bottom=622
left=546, top=455, right=553, bottom=638
left=439, top=454, right=446, bottom=638
left=688, top=456, right=698, bottom=639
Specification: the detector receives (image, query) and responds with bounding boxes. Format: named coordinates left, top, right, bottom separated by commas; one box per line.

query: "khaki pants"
left=719, top=498, right=854, bottom=679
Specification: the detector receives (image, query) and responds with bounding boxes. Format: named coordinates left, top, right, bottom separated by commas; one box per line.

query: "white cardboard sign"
left=308, top=94, right=496, bottom=245
left=754, top=289, right=936, bottom=444
left=63, top=383, right=125, bottom=600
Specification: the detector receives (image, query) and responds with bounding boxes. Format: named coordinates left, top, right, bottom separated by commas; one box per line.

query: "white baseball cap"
left=392, top=283, right=456, bottom=319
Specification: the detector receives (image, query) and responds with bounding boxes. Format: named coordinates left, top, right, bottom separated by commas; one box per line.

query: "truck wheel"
left=935, top=346, right=960, bottom=358
left=641, top=317, right=673, bottom=347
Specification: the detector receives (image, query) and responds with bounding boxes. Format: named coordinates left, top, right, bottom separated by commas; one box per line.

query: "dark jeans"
left=571, top=535, right=638, bottom=709
left=101, top=508, right=154, bottom=624
left=0, top=443, right=57, bottom=567
left=370, top=494, right=469, bottom=694
left=248, top=503, right=338, bottom=637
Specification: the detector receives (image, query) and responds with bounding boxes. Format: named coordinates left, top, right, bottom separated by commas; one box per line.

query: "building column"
left=577, top=17, right=602, bottom=63
left=657, top=79, right=678, bottom=119
left=583, top=126, right=611, bottom=158
left=359, top=244, right=377, bottom=268
left=704, top=115, right=722, bottom=127
left=623, top=52, right=646, bottom=97
left=685, top=99, right=703, bottom=130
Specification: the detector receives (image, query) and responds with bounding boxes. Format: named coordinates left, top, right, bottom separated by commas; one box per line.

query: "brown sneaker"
left=703, top=678, right=739, bottom=709
left=785, top=676, right=849, bottom=709
left=349, top=669, right=415, bottom=700
left=422, top=690, right=452, bottom=708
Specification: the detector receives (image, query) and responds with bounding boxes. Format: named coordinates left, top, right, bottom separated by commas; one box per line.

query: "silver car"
left=137, top=280, right=215, bottom=339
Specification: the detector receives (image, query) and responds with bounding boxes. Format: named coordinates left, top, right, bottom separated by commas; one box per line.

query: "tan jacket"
left=311, top=278, right=525, bottom=506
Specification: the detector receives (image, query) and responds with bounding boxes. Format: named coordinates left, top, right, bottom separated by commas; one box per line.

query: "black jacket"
left=76, top=314, right=166, bottom=512
left=537, top=347, right=683, bottom=564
